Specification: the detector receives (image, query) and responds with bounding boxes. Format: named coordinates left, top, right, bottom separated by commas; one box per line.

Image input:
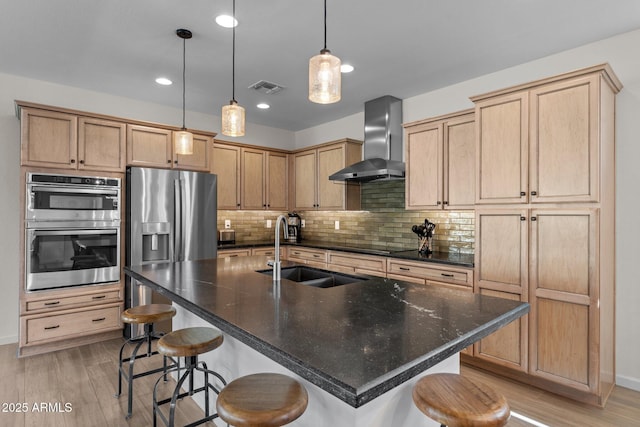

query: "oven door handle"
left=29, top=186, right=119, bottom=196
left=29, top=229, right=117, bottom=237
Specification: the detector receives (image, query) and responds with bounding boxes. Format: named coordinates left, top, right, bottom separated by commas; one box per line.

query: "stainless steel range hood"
left=329, top=95, right=404, bottom=182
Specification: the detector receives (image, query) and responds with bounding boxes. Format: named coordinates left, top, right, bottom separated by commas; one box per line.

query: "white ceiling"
left=2, top=0, right=640, bottom=131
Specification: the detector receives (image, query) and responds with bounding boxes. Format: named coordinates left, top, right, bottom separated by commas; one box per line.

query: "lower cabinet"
left=217, top=248, right=251, bottom=258
left=19, top=284, right=124, bottom=357
left=327, top=252, right=386, bottom=278
left=287, top=247, right=327, bottom=268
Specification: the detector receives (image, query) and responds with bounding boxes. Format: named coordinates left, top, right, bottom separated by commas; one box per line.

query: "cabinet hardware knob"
left=92, top=295, right=106, bottom=300
left=520, top=216, right=526, bottom=221
left=44, top=301, right=60, bottom=306
left=44, top=325, right=60, bottom=330
left=237, top=203, right=240, bottom=207
left=167, top=160, right=172, bottom=163
left=79, top=160, right=84, bottom=164
left=92, top=317, right=106, bottom=322
left=70, top=159, right=75, bottom=164
left=267, top=204, right=270, bottom=208
left=520, top=191, right=526, bottom=196
left=443, top=201, right=448, bottom=205
left=531, top=191, right=537, bottom=196
left=437, top=201, right=441, bottom=205
left=531, top=217, right=537, bottom=221
left=174, top=160, right=178, bottom=164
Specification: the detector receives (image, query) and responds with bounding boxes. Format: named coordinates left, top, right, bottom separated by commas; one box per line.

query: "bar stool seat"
left=116, top=304, right=177, bottom=419
left=412, top=373, right=510, bottom=427
left=153, top=327, right=226, bottom=427
left=216, top=373, right=308, bottom=427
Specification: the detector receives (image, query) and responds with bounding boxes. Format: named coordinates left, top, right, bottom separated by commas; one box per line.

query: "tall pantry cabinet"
left=468, top=64, right=621, bottom=406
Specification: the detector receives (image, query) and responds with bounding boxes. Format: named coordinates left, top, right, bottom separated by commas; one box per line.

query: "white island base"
left=174, top=306, right=458, bottom=427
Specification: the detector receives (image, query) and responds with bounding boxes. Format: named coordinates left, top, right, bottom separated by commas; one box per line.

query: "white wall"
left=294, top=28, right=640, bottom=391
left=0, top=72, right=295, bottom=345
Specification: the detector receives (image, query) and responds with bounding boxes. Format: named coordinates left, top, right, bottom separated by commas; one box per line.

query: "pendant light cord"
left=323, top=0, right=327, bottom=50
left=232, top=0, right=236, bottom=102
left=182, top=36, right=187, bottom=129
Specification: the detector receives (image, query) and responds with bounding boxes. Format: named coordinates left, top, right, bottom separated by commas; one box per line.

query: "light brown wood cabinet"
left=217, top=248, right=251, bottom=258
left=327, top=251, right=386, bottom=278
left=241, top=148, right=288, bottom=210
left=211, top=143, right=241, bottom=209
left=287, top=247, right=327, bottom=268
left=127, top=124, right=211, bottom=172
left=20, top=106, right=126, bottom=172
left=404, top=110, right=475, bottom=210
left=467, top=63, right=620, bottom=407
left=473, top=66, right=617, bottom=205
left=292, top=139, right=362, bottom=211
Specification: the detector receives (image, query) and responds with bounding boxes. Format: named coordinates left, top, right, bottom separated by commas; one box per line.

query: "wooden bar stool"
left=216, top=373, right=308, bottom=427
left=116, top=303, right=178, bottom=419
left=412, top=373, right=510, bottom=427
left=153, top=327, right=227, bottom=427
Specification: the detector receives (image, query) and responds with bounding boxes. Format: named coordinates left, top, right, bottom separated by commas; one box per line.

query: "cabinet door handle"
left=44, top=325, right=60, bottom=330
left=531, top=217, right=537, bottom=221
left=531, top=191, right=537, bottom=196
left=92, top=295, right=106, bottom=300
left=79, top=159, right=84, bottom=164
left=44, top=301, right=60, bottom=306
left=443, top=201, right=448, bottom=205
left=399, top=267, right=410, bottom=271
left=313, top=254, right=320, bottom=258
left=167, top=160, right=172, bottom=163
left=520, top=191, right=526, bottom=196
left=437, top=201, right=441, bottom=205
left=174, top=160, right=178, bottom=164
left=440, top=273, right=454, bottom=278
left=92, top=317, right=106, bottom=322
left=520, top=216, right=526, bottom=221
left=70, top=159, right=76, bottom=164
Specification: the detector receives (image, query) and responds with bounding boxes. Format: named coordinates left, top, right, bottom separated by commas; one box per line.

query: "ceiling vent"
left=248, top=80, right=285, bottom=94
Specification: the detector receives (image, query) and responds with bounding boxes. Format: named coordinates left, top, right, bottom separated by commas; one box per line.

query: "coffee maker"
left=286, top=212, right=302, bottom=242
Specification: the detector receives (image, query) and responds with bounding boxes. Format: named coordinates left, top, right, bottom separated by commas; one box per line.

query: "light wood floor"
left=1, top=338, right=639, bottom=426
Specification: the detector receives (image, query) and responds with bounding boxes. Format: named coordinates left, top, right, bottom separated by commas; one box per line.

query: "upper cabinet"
left=473, top=64, right=622, bottom=205
left=240, top=147, right=288, bottom=210
left=126, top=124, right=211, bottom=172
left=20, top=106, right=126, bottom=172
left=404, top=110, right=475, bottom=210
left=292, top=139, right=362, bottom=211
left=211, top=143, right=241, bottom=209
left=17, top=102, right=215, bottom=174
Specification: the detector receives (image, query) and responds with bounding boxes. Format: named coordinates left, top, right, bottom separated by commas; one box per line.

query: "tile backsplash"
left=217, top=180, right=474, bottom=254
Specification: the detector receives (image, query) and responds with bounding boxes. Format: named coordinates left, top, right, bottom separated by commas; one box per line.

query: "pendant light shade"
left=309, top=0, right=341, bottom=104
left=175, top=28, right=193, bottom=155
left=309, top=49, right=341, bottom=104
left=221, top=100, right=245, bottom=137
left=221, top=0, right=245, bottom=137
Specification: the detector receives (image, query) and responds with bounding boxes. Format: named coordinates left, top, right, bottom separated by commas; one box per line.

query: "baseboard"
left=0, top=335, right=18, bottom=345
left=616, top=374, right=640, bottom=392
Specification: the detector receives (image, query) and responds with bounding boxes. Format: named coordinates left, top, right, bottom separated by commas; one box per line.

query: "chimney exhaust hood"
left=329, top=95, right=404, bottom=182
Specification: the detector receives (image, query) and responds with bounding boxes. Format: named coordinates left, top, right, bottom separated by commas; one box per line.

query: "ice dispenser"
left=142, top=222, right=170, bottom=262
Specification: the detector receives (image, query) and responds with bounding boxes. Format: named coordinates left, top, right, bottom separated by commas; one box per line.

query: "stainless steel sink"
left=257, top=266, right=370, bottom=288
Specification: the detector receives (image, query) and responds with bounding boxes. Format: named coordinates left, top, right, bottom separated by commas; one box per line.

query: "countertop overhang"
left=125, top=256, right=527, bottom=407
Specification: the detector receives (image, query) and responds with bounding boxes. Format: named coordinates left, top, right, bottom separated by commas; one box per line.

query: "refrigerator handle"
left=174, top=179, right=182, bottom=262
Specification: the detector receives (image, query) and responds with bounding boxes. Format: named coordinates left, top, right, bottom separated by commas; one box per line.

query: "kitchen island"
left=125, top=256, right=528, bottom=426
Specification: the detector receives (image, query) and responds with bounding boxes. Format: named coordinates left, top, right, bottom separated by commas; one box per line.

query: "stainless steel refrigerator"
left=125, top=166, right=217, bottom=336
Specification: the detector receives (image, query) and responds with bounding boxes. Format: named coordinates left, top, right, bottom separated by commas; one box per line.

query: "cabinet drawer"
left=25, top=304, right=122, bottom=345
left=328, top=252, right=386, bottom=274
left=387, top=260, right=472, bottom=286
left=218, top=249, right=251, bottom=258
left=26, top=290, right=121, bottom=312
left=251, top=247, right=279, bottom=257
left=288, top=248, right=327, bottom=263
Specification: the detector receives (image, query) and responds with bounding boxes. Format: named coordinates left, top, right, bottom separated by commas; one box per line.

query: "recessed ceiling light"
left=341, top=64, right=354, bottom=73
left=155, top=77, right=172, bottom=85
left=216, top=14, right=238, bottom=28
left=257, top=103, right=270, bottom=109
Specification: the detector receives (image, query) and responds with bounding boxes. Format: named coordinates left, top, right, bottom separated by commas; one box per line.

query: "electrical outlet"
left=335, top=220, right=340, bottom=230
left=224, top=219, right=231, bottom=229
left=266, top=219, right=272, bottom=228
left=301, top=219, right=305, bottom=228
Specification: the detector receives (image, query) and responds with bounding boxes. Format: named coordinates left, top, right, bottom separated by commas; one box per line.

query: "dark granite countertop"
left=218, top=240, right=475, bottom=267
left=125, top=256, right=527, bottom=407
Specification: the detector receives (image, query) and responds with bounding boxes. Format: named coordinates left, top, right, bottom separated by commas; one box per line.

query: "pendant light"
left=309, top=0, right=341, bottom=104
left=175, top=28, right=194, bottom=155
left=221, top=0, right=245, bottom=137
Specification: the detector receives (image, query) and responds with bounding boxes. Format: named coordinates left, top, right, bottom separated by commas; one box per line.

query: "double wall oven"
left=25, top=173, right=121, bottom=291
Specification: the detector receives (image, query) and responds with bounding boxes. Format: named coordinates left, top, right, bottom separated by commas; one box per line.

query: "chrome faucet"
left=269, top=214, right=289, bottom=282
